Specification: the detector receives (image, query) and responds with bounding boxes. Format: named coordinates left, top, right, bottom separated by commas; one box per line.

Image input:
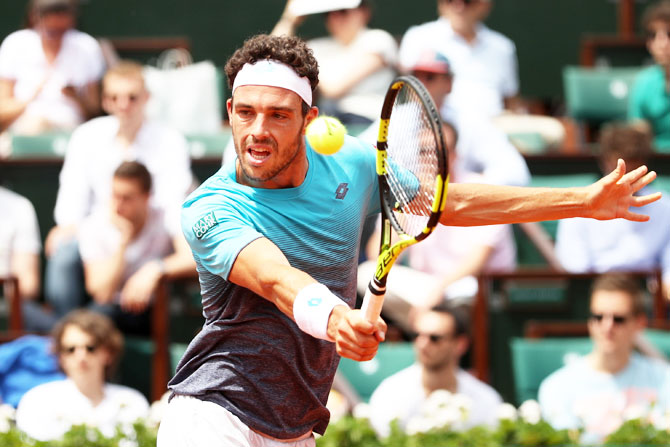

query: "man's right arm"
left=229, top=237, right=385, bottom=361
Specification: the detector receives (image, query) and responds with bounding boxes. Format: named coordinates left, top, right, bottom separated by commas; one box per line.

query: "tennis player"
left=157, top=34, right=660, bottom=447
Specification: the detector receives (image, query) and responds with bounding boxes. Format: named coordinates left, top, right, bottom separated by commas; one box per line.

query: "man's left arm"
left=120, top=233, right=196, bottom=313
left=441, top=160, right=660, bottom=227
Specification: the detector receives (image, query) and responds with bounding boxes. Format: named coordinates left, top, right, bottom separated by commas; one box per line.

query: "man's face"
left=227, top=85, right=318, bottom=189
left=35, top=10, right=74, bottom=42
left=413, top=310, right=465, bottom=370
left=102, top=75, right=149, bottom=123
left=59, top=324, right=109, bottom=384
left=438, top=0, right=492, bottom=24
left=111, top=177, right=149, bottom=224
left=588, top=289, right=644, bottom=357
left=647, top=20, right=670, bottom=67
left=412, top=70, right=453, bottom=110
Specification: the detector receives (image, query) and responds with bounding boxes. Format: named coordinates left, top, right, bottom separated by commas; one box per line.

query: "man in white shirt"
left=538, top=273, right=670, bottom=443
left=368, top=304, right=502, bottom=437
left=44, top=60, right=194, bottom=326
left=0, top=0, right=105, bottom=135
left=399, top=0, right=517, bottom=119
left=555, top=123, right=670, bottom=299
left=398, top=0, right=565, bottom=149
left=78, top=161, right=195, bottom=333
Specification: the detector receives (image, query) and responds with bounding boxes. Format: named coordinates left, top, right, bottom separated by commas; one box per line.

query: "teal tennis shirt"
left=170, top=135, right=379, bottom=439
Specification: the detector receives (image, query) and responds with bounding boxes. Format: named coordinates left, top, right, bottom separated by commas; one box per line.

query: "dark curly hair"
left=225, top=34, right=319, bottom=103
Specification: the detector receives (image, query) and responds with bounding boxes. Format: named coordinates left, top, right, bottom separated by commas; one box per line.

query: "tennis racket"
left=361, top=75, right=449, bottom=324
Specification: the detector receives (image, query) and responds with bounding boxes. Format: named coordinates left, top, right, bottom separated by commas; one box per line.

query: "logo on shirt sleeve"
left=192, top=211, right=218, bottom=239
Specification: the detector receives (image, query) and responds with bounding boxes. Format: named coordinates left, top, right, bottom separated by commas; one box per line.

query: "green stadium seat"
left=9, top=132, right=71, bottom=159
left=563, top=66, right=642, bottom=123
left=185, top=131, right=231, bottom=159
left=337, top=342, right=415, bottom=403
left=510, top=337, right=593, bottom=404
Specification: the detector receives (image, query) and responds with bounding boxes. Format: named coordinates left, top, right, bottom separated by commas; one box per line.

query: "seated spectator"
left=629, top=0, right=670, bottom=152
left=15, top=309, right=149, bottom=441
left=358, top=120, right=516, bottom=331
left=368, top=304, right=502, bottom=437
left=272, top=0, right=398, bottom=126
left=538, top=273, right=670, bottom=443
left=0, top=0, right=105, bottom=138
left=44, top=60, right=193, bottom=327
left=555, top=122, right=670, bottom=298
left=78, top=161, right=196, bottom=334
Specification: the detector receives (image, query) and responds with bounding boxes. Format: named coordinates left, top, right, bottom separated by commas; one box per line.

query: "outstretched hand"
left=585, top=159, right=661, bottom=222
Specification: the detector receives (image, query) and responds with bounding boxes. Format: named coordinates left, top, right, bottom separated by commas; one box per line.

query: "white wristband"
left=293, top=283, right=348, bottom=342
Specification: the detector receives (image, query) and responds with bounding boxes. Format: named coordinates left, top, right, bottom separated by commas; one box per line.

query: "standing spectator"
left=555, top=122, right=670, bottom=298
left=0, top=0, right=105, bottom=136
left=629, top=0, right=670, bottom=152
left=272, top=0, right=397, bottom=125
left=78, top=161, right=196, bottom=334
left=538, top=273, right=670, bottom=443
left=368, top=304, right=502, bottom=437
left=44, top=60, right=193, bottom=326
left=15, top=309, right=149, bottom=441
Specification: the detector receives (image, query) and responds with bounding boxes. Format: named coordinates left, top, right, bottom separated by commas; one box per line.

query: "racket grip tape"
left=362, top=280, right=386, bottom=323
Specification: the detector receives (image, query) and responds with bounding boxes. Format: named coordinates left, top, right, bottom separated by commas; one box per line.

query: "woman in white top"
left=15, top=309, right=149, bottom=441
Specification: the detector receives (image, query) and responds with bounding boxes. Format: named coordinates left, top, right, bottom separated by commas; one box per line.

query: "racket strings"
left=384, top=84, right=440, bottom=238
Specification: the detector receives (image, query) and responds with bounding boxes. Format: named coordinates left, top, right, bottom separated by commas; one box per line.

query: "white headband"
left=232, top=59, right=313, bottom=106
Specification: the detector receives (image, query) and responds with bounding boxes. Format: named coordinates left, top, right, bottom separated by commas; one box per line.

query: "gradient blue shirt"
left=169, top=135, right=379, bottom=439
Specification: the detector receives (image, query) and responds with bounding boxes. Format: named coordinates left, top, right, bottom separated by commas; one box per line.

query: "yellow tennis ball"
left=306, top=116, right=346, bottom=155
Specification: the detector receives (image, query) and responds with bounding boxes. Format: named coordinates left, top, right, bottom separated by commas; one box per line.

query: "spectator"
left=272, top=0, right=397, bottom=126
left=629, top=0, right=670, bottom=152
left=0, top=0, right=105, bottom=137
left=44, top=60, right=193, bottom=327
left=399, top=0, right=517, bottom=119
left=78, top=161, right=196, bottom=334
left=397, top=0, right=564, bottom=150
left=15, top=309, right=149, bottom=441
left=0, top=186, right=53, bottom=331
left=538, top=273, right=670, bottom=442
left=357, top=120, right=516, bottom=331
left=368, top=304, right=502, bottom=437
left=555, top=122, right=670, bottom=298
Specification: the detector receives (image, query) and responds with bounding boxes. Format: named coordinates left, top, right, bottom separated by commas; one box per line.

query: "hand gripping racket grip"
left=361, top=279, right=386, bottom=323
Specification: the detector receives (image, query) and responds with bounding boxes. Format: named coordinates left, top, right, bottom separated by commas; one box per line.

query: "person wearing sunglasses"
left=538, top=273, right=670, bottom=443
left=43, top=60, right=194, bottom=329
left=629, top=0, right=670, bottom=152
left=15, top=309, right=149, bottom=441
left=367, top=304, right=502, bottom=438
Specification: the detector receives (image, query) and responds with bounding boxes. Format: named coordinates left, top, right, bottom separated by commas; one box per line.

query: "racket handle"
left=361, top=281, right=386, bottom=323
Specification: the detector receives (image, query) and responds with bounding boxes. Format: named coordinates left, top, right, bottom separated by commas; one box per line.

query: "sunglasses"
left=589, top=313, right=632, bottom=325
left=413, top=332, right=452, bottom=343
left=61, top=344, right=99, bottom=355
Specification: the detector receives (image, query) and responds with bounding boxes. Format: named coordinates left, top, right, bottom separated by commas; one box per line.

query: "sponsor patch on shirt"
left=192, top=211, right=218, bottom=239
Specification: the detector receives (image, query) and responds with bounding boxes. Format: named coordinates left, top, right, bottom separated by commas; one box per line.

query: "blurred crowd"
left=1, top=0, right=670, bottom=443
